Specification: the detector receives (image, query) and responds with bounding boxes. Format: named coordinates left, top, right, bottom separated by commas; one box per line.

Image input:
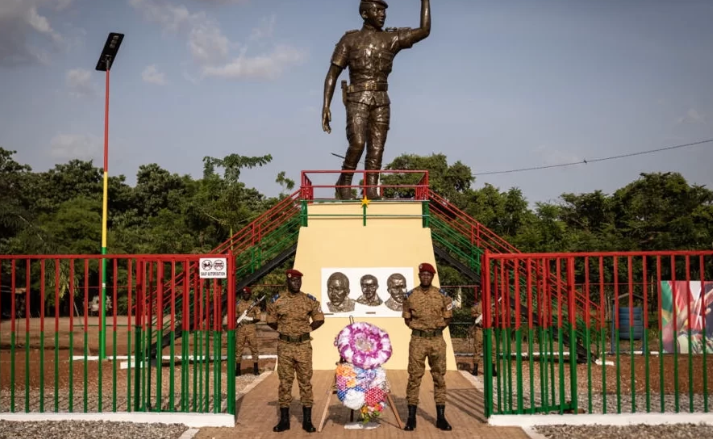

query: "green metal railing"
left=429, top=215, right=483, bottom=275
left=0, top=255, right=235, bottom=415
left=483, top=251, right=713, bottom=417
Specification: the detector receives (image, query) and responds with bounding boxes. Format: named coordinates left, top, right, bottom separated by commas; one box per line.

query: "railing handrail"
left=427, top=190, right=600, bottom=321
left=487, top=250, right=713, bottom=258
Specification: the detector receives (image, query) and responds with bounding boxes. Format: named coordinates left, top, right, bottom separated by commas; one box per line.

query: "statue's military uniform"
left=236, top=297, right=261, bottom=372
left=402, top=283, right=453, bottom=406
left=266, top=290, right=325, bottom=408
left=330, top=25, right=422, bottom=182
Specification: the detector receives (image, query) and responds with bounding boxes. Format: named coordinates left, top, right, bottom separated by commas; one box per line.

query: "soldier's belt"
left=412, top=329, right=443, bottom=338
left=278, top=333, right=311, bottom=343
left=348, top=82, right=388, bottom=93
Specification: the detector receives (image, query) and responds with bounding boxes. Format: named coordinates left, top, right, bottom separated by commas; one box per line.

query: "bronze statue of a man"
left=322, top=0, right=432, bottom=200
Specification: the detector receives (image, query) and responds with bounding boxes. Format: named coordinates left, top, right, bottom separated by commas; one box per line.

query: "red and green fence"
left=482, top=250, right=713, bottom=417
left=0, top=254, right=236, bottom=415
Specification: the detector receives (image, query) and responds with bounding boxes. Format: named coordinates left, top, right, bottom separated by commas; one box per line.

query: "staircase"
left=426, top=189, right=600, bottom=361
left=146, top=191, right=303, bottom=354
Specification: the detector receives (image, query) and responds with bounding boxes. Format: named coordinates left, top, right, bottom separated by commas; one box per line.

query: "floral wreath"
left=333, top=321, right=392, bottom=424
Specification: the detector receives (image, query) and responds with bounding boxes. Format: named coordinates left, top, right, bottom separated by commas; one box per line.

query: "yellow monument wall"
left=292, top=201, right=457, bottom=371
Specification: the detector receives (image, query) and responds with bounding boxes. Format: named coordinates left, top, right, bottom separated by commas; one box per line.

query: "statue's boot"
left=364, top=172, right=381, bottom=200
left=335, top=172, right=354, bottom=200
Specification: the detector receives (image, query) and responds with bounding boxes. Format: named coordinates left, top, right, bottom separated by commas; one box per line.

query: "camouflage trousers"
left=406, top=335, right=447, bottom=405
left=236, top=324, right=259, bottom=363
left=472, top=325, right=483, bottom=368
left=277, top=340, right=314, bottom=408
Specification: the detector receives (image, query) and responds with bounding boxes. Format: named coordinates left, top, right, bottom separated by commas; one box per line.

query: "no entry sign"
left=199, top=258, right=227, bottom=279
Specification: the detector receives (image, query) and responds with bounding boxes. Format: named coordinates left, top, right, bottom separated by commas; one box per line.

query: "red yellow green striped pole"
left=100, top=63, right=110, bottom=360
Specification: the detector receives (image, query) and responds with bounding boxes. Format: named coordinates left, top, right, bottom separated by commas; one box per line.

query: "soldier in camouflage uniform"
left=401, top=262, right=453, bottom=431
left=321, top=0, right=431, bottom=199
left=266, top=269, right=325, bottom=433
left=235, top=287, right=261, bottom=376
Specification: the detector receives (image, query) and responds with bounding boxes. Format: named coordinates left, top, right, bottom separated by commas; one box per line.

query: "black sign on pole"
left=95, top=32, right=124, bottom=72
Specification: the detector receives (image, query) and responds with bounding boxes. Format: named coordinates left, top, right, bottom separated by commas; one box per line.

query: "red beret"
left=286, top=269, right=303, bottom=278
left=418, top=263, right=435, bottom=274
left=242, top=287, right=251, bottom=293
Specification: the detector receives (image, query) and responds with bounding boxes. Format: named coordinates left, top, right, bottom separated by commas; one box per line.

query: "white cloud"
left=0, top=0, right=67, bottom=67
left=129, top=0, right=306, bottom=81
left=191, top=0, right=250, bottom=4
left=201, top=44, right=306, bottom=80
left=66, top=68, right=98, bottom=97
left=142, top=64, right=167, bottom=85
left=128, top=0, right=195, bottom=34
left=188, top=17, right=231, bottom=65
left=676, top=108, right=706, bottom=124
left=250, top=15, right=275, bottom=41
left=50, top=133, right=101, bottom=160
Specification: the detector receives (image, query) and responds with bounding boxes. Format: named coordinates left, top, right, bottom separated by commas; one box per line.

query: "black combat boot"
left=404, top=405, right=417, bottom=431
left=472, top=363, right=478, bottom=376
left=273, top=407, right=290, bottom=432
left=302, top=406, right=316, bottom=433
left=235, top=363, right=241, bottom=377
left=253, top=362, right=260, bottom=375
left=436, top=405, right=452, bottom=431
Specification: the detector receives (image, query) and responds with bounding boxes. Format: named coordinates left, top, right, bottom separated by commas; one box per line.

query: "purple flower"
left=336, top=322, right=392, bottom=369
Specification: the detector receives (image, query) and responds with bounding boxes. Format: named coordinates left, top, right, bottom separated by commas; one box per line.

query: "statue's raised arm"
left=404, top=0, right=431, bottom=46
left=321, top=0, right=433, bottom=200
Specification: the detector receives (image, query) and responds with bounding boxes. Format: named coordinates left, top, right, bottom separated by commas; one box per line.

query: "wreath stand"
left=317, top=317, right=402, bottom=432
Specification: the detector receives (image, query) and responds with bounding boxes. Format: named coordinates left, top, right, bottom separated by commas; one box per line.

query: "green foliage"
left=1, top=146, right=712, bottom=316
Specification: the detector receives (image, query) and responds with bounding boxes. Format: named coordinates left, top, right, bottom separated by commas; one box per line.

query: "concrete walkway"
left=194, top=370, right=529, bottom=439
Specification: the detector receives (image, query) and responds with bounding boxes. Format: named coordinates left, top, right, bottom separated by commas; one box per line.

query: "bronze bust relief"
left=326, top=272, right=357, bottom=313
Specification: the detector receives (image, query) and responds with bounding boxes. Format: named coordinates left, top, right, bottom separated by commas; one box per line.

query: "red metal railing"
left=140, top=189, right=302, bottom=316
left=299, top=169, right=430, bottom=201
left=427, top=189, right=600, bottom=326
left=0, top=254, right=235, bottom=414
left=482, top=250, right=713, bottom=416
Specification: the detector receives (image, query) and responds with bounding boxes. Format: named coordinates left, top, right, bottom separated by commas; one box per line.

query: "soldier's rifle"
left=475, top=297, right=503, bottom=326
left=237, top=295, right=266, bottom=326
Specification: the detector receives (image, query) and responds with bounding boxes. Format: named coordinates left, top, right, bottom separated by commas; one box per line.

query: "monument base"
left=293, top=201, right=457, bottom=371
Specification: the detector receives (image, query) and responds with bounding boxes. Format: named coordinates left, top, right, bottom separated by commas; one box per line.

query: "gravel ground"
left=0, top=371, right=262, bottom=413
left=0, top=420, right=189, bottom=439
left=494, top=391, right=711, bottom=414
left=535, top=423, right=713, bottom=439
left=489, top=355, right=713, bottom=414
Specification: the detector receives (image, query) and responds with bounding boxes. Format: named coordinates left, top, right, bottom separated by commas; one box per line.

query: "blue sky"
left=1, top=0, right=712, bottom=204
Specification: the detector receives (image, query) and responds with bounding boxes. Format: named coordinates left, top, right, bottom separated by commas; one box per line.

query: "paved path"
left=195, top=370, right=529, bottom=439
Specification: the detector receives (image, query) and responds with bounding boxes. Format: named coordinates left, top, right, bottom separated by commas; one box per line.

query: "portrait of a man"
left=326, top=271, right=356, bottom=313
left=356, top=274, right=383, bottom=307
left=384, top=273, right=407, bottom=311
